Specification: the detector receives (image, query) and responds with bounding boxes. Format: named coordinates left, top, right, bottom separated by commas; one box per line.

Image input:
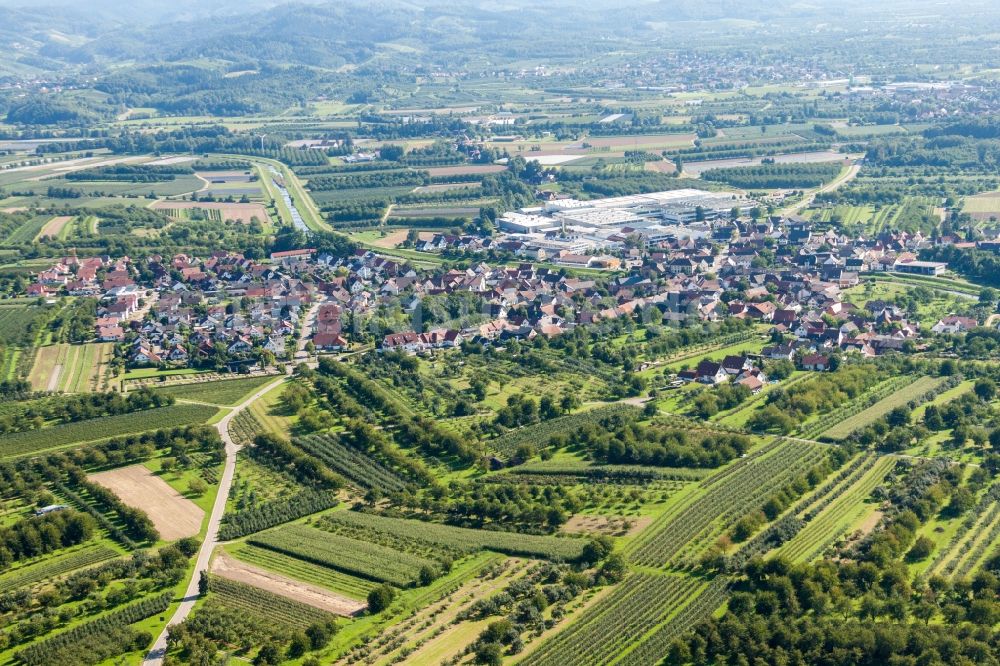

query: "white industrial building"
left=497, top=188, right=742, bottom=258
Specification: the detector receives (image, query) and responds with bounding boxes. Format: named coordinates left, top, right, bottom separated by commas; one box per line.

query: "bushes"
left=14, top=592, right=170, bottom=666
left=0, top=510, right=94, bottom=570
left=219, top=490, right=339, bottom=540
left=320, top=511, right=587, bottom=562
left=366, top=584, right=396, bottom=613
left=250, top=433, right=341, bottom=489
left=701, top=162, right=843, bottom=189
left=250, top=524, right=435, bottom=587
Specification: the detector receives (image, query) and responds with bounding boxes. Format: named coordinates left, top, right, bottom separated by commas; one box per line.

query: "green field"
left=0, top=403, right=218, bottom=460
left=821, top=376, right=947, bottom=440
left=776, top=454, right=896, bottom=563
left=153, top=375, right=281, bottom=406
left=228, top=543, right=377, bottom=600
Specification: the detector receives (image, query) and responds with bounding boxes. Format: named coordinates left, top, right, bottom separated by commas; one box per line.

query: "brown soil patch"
left=562, top=514, right=652, bottom=537
left=212, top=552, right=365, bottom=617
left=370, top=229, right=409, bottom=248
left=89, top=464, right=203, bottom=540
left=855, top=509, right=883, bottom=537
left=426, top=164, right=506, bottom=177
left=151, top=200, right=270, bottom=224
left=644, top=161, right=678, bottom=174
left=38, top=216, right=73, bottom=240
left=369, top=230, right=437, bottom=248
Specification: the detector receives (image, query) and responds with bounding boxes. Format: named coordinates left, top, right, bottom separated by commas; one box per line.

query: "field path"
left=782, top=160, right=862, bottom=215
left=46, top=364, right=62, bottom=392
left=144, top=375, right=287, bottom=665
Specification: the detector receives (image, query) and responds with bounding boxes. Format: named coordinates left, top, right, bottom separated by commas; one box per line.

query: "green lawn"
left=154, top=375, right=281, bottom=406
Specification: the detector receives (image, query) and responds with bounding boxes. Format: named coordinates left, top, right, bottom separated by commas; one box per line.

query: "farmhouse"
left=932, top=315, right=979, bottom=334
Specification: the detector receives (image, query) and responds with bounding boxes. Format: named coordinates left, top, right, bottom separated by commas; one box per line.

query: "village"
left=20, top=188, right=992, bottom=398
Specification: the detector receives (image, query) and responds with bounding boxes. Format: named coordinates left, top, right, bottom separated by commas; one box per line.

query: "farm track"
left=144, top=374, right=287, bottom=665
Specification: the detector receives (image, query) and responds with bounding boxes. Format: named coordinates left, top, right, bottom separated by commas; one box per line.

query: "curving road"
left=782, top=161, right=862, bottom=216
left=143, top=375, right=286, bottom=665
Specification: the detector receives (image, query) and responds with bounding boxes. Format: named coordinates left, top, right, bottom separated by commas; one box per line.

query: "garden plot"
left=89, top=464, right=204, bottom=540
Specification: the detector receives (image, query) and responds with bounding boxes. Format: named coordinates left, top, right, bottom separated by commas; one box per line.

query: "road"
left=143, top=374, right=286, bottom=665
left=782, top=161, right=862, bottom=216
left=297, top=296, right=323, bottom=354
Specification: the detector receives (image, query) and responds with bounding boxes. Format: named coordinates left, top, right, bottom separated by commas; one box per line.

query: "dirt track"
left=89, top=464, right=203, bottom=540
left=212, top=552, right=366, bottom=617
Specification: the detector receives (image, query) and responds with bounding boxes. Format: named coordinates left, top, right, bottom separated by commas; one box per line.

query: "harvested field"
left=195, top=170, right=253, bottom=182
left=29, top=343, right=116, bottom=392
left=151, top=200, right=270, bottom=224
left=89, top=464, right=203, bottom=540
left=369, top=229, right=409, bottom=248
left=211, top=551, right=365, bottom=616
left=525, top=155, right=592, bottom=166
left=36, top=216, right=73, bottom=240
left=964, top=192, right=1000, bottom=220
left=29, top=345, right=61, bottom=391
left=645, top=161, right=678, bottom=173
left=425, top=164, right=506, bottom=177
left=562, top=514, right=652, bottom=537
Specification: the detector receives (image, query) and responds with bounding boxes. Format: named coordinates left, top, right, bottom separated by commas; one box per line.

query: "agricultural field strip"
left=320, top=510, right=586, bottom=561
left=627, top=439, right=827, bottom=567
left=340, top=559, right=533, bottom=666
left=231, top=544, right=377, bottom=600
left=249, top=524, right=435, bottom=587
left=295, top=433, right=407, bottom=493
left=798, top=374, right=914, bottom=439
left=611, top=577, right=731, bottom=666
left=0, top=544, right=119, bottom=591
left=485, top=404, right=642, bottom=458
left=945, top=503, right=1000, bottom=576
left=0, top=403, right=218, bottom=460
left=777, top=456, right=897, bottom=563
left=953, top=506, right=1000, bottom=579
left=790, top=452, right=879, bottom=519
left=519, top=573, right=704, bottom=666
left=207, top=574, right=335, bottom=630
left=928, top=485, right=1000, bottom=577
left=820, top=375, right=948, bottom=440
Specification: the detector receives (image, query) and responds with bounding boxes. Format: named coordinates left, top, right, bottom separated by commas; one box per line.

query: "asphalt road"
left=143, top=374, right=286, bottom=665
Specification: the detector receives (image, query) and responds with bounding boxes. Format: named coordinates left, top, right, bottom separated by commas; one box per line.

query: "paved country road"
left=782, top=161, right=862, bottom=216
left=143, top=375, right=286, bottom=665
